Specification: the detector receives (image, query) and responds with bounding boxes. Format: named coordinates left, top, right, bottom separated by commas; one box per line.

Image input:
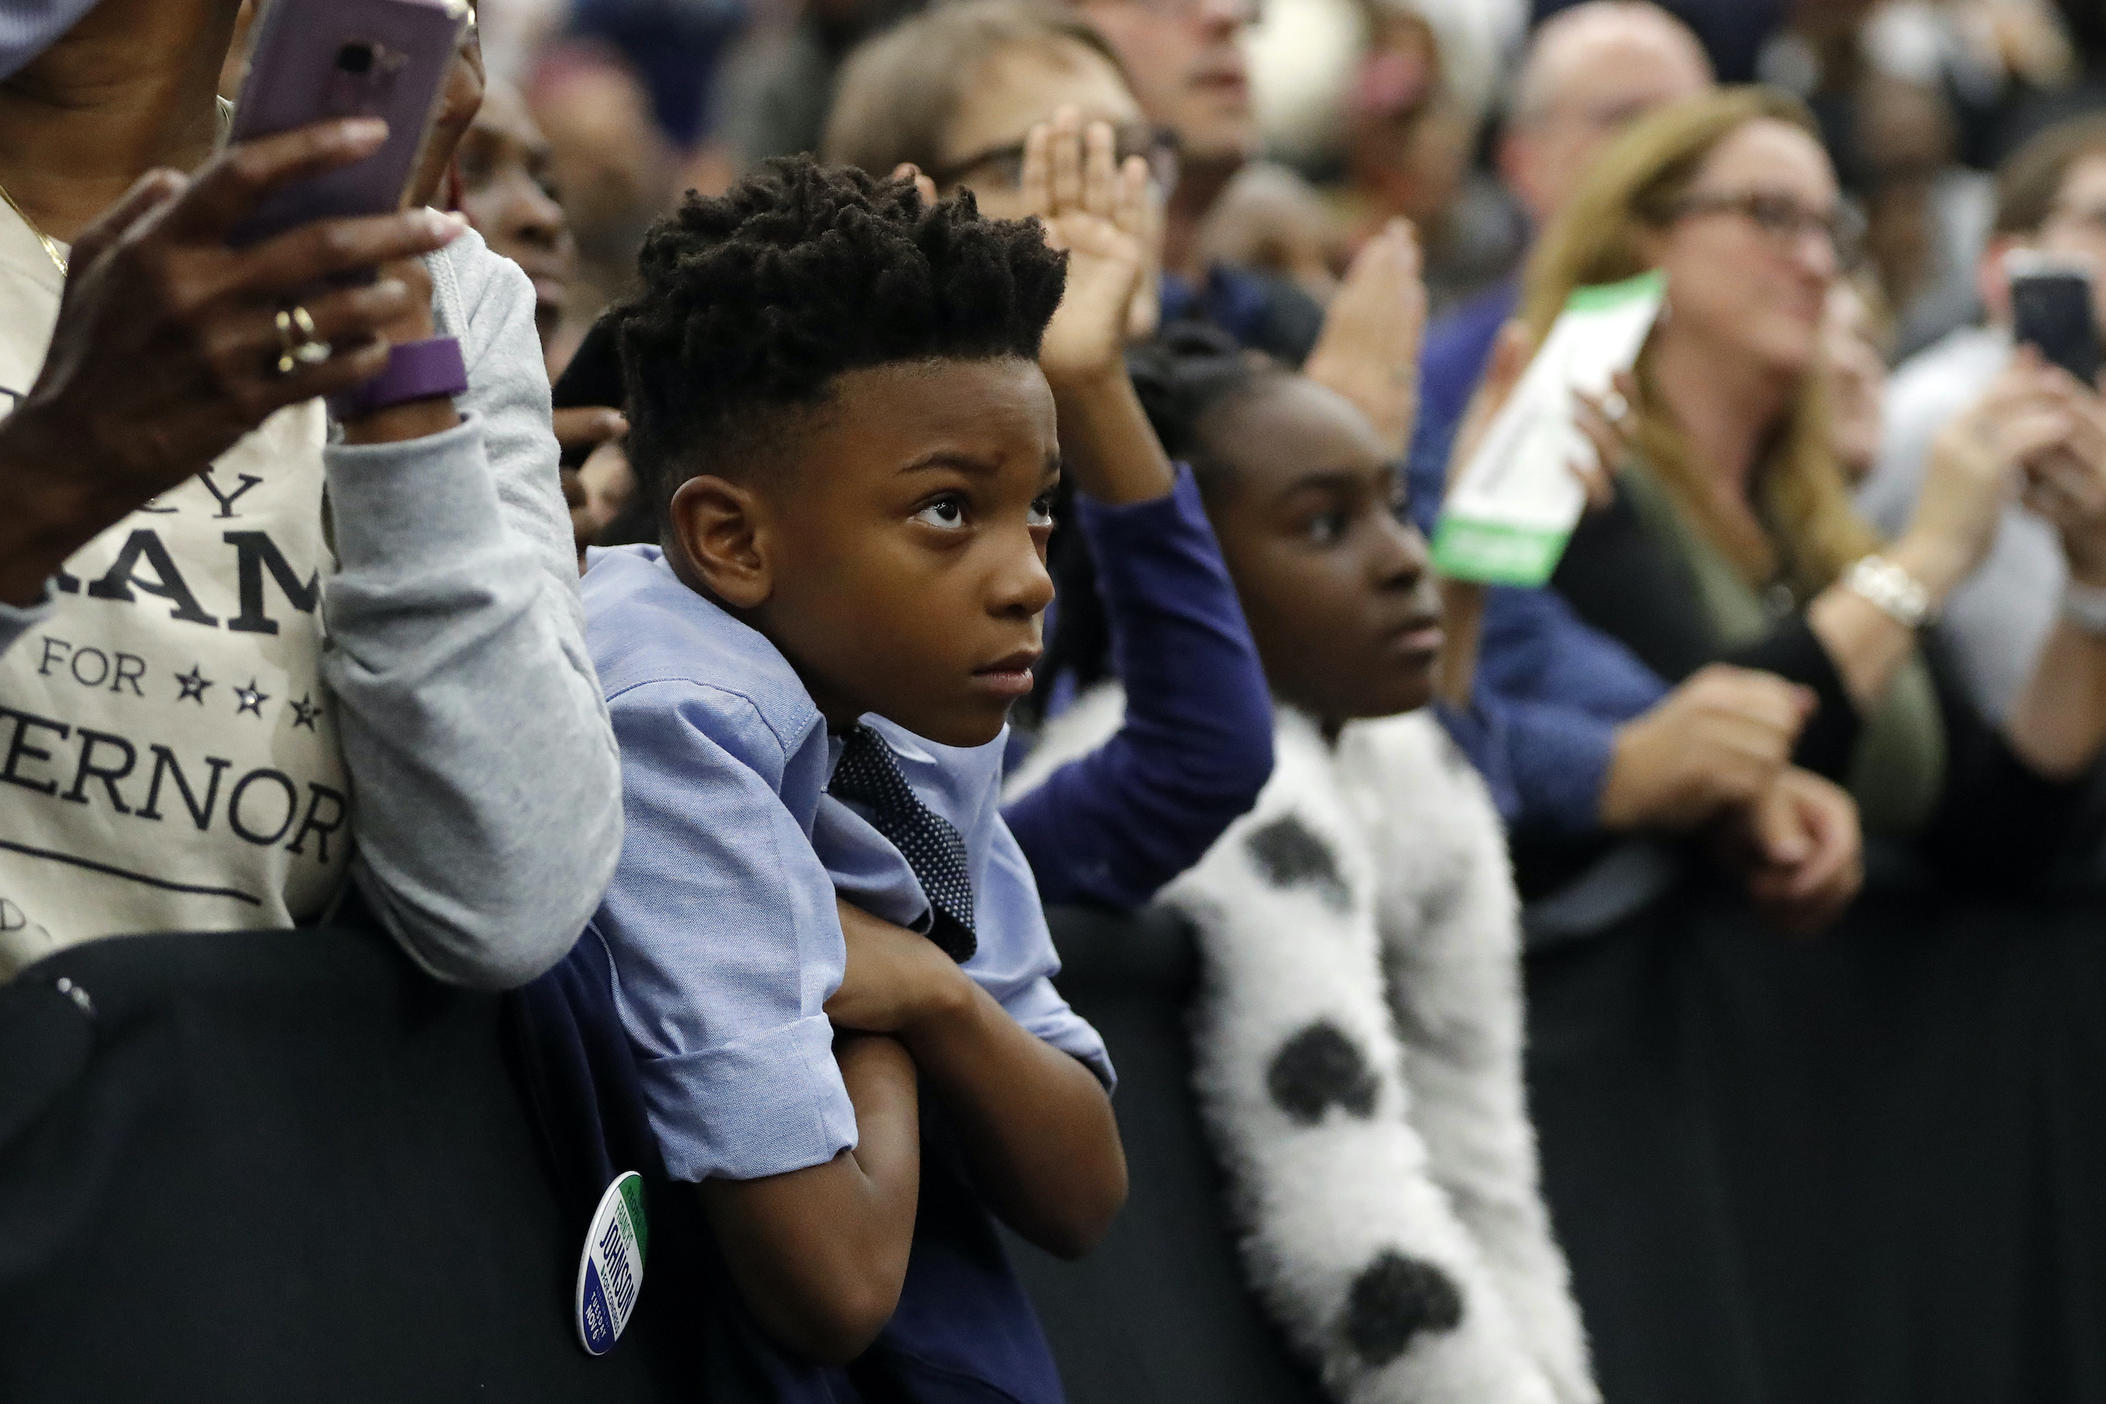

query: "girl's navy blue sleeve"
left=1003, top=467, right=1275, bottom=909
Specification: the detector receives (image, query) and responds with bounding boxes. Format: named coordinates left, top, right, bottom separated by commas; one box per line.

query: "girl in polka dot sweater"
left=1011, top=326, right=1598, bottom=1404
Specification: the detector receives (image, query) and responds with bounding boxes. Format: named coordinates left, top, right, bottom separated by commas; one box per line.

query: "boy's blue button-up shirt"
left=580, top=544, right=1112, bottom=1186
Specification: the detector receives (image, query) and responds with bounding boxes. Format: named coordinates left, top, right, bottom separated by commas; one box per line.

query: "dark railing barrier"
left=1009, top=906, right=1328, bottom=1404
left=5, top=860, right=2101, bottom=1403
left=1527, top=849, right=2106, bottom=1404
left=0, top=921, right=672, bottom=1404
left=1022, top=848, right=2106, bottom=1404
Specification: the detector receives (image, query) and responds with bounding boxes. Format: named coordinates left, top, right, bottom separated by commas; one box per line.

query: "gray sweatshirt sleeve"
left=321, top=233, right=623, bottom=989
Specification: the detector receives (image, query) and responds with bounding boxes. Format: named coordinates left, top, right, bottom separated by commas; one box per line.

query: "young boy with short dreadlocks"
left=577, top=147, right=1137, bottom=1389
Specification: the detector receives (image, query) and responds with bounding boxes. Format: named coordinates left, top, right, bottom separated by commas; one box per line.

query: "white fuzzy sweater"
left=1012, top=693, right=1597, bottom=1404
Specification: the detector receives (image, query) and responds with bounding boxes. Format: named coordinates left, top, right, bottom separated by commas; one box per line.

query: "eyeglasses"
left=1668, top=189, right=1865, bottom=264
left=929, top=123, right=1181, bottom=196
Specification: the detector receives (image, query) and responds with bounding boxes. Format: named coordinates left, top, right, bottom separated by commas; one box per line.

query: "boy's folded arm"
left=912, top=978, right=1127, bottom=1259
left=601, top=689, right=919, bottom=1358
left=698, top=1033, right=923, bottom=1366
left=831, top=901, right=1127, bottom=1259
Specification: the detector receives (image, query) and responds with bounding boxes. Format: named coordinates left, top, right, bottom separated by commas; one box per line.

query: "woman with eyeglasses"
left=1512, top=86, right=2106, bottom=1404
left=1529, top=85, right=2106, bottom=871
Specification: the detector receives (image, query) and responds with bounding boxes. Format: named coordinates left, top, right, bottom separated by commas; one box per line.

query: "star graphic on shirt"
left=233, top=679, right=270, bottom=717
left=288, top=692, right=322, bottom=731
left=174, top=665, right=213, bottom=704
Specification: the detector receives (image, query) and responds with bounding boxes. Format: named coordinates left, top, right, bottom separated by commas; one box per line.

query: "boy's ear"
left=668, top=474, right=775, bottom=609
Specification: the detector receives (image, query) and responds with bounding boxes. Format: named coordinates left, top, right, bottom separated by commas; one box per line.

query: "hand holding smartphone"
left=226, top=0, right=470, bottom=250
left=2007, top=250, right=2102, bottom=389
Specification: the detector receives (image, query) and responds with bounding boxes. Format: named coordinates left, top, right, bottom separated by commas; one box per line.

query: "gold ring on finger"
left=274, top=308, right=302, bottom=376
left=274, top=305, right=330, bottom=375
left=288, top=303, right=331, bottom=366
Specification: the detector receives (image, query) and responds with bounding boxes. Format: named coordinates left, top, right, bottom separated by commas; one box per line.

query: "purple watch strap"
left=328, top=336, right=469, bottom=421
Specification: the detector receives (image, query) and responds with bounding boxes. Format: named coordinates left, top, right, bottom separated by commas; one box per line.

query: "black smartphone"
left=2008, top=251, right=2101, bottom=386
left=551, top=314, right=625, bottom=468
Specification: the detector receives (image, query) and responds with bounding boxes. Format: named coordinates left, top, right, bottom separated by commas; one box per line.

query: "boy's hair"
left=1994, top=113, right=2106, bottom=237
left=823, top=0, right=1129, bottom=179
left=617, top=156, right=1068, bottom=521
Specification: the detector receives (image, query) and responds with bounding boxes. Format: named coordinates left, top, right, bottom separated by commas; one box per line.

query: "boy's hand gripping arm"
left=828, top=898, right=1129, bottom=1260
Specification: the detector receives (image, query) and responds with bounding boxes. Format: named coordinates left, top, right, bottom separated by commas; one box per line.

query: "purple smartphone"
left=225, top=0, right=470, bottom=249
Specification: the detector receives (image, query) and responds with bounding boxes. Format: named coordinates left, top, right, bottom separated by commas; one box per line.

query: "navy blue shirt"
left=1005, top=467, right=1274, bottom=909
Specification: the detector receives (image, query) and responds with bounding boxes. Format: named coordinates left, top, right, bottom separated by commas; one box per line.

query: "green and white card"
left=1431, top=270, right=1666, bottom=587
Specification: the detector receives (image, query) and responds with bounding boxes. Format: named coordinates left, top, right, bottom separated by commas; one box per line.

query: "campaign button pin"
left=575, top=1170, right=648, bottom=1356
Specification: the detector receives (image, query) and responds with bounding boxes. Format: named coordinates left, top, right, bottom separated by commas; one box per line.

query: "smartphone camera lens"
left=335, top=42, right=375, bottom=75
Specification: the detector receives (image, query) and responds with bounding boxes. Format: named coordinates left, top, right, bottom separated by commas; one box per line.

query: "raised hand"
left=1023, top=106, right=1153, bottom=391
left=1302, top=218, right=1427, bottom=458
left=1011, top=108, right=1174, bottom=507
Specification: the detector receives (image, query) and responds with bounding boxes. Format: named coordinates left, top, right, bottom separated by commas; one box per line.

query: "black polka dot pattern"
left=1245, top=816, right=1352, bottom=912
left=1341, top=1251, right=1465, bottom=1366
left=829, top=725, right=977, bottom=962
left=1267, top=1021, right=1380, bottom=1124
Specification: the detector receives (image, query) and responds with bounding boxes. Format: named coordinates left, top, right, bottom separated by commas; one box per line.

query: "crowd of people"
left=6, top=0, right=2106, bottom=1400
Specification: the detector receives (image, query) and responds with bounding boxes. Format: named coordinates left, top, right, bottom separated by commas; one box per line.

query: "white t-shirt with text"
left=0, top=206, right=353, bottom=977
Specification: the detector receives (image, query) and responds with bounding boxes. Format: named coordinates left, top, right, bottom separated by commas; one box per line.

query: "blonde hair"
left=1520, top=86, right=1878, bottom=591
